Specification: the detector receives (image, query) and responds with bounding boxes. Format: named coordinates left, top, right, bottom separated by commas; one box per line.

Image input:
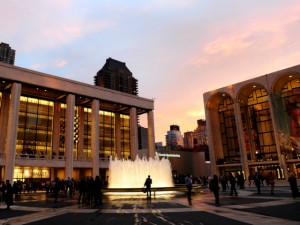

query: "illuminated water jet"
left=108, top=155, right=174, bottom=188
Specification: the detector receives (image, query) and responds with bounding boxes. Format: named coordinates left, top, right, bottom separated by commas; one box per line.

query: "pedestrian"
left=53, top=177, right=60, bottom=203
left=78, top=177, right=87, bottom=204
left=185, top=174, right=193, bottom=200
left=248, top=174, right=252, bottom=186
left=267, top=172, right=275, bottom=195
left=94, top=175, right=103, bottom=206
left=209, top=174, right=220, bottom=206
left=144, top=175, right=152, bottom=198
left=254, top=172, right=262, bottom=194
left=220, top=173, right=228, bottom=192
left=237, top=172, right=245, bottom=189
left=3, top=180, right=14, bottom=209
left=288, top=172, right=299, bottom=199
left=228, top=172, right=238, bottom=196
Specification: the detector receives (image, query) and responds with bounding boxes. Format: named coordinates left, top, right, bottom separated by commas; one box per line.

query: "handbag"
left=142, top=187, right=146, bottom=193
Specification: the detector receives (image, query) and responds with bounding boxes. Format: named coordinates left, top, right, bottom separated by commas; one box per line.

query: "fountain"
left=108, top=154, right=174, bottom=188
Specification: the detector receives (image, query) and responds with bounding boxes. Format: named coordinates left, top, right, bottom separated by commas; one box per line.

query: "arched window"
left=218, top=97, right=240, bottom=163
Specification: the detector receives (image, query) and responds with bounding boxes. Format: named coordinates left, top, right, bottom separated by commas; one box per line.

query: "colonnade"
left=1, top=82, right=155, bottom=181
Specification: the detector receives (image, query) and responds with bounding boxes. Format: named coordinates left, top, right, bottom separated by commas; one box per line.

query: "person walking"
left=288, top=172, right=299, bottom=199
left=229, top=172, right=238, bottom=196
left=185, top=174, right=193, bottom=201
left=209, top=174, right=220, bottom=206
left=53, top=177, right=60, bottom=203
left=220, top=173, right=228, bottom=192
left=267, top=171, right=275, bottom=195
left=94, top=175, right=103, bottom=206
left=3, top=180, right=14, bottom=209
left=254, top=172, right=262, bottom=194
left=144, top=175, right=152, bottom=198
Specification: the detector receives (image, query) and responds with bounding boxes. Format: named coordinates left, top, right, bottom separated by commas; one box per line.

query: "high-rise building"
left=0, top=42, right=15, bottom=65
left=94, top=58, right=138, bottom=95
left=166, top=125, right=184, bottom=150
left=193, top=119, right=207, bottom=147
left=184, top=131, right=194, bottom=148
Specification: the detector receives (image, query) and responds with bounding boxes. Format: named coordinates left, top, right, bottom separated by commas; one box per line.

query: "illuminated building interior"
left=204, top=65, right=300, bottom=180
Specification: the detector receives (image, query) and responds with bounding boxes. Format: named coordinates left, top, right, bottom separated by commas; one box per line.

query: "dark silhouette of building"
left=138, top=125, right=148, bottom=149
left=94, top=58, right=138, bottom=95
left=0, top=42, right=15, bottom=65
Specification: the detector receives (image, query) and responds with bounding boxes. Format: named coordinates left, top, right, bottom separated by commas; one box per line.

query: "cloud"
left=187, top=110, right=205, bottom=117
left=0, top=1, right=115, bottom=52
left=186, top=1, right=300, bottom=68
left=55, top=59, right=69, bottom=68
left=204, top=37, right=253, bottom=56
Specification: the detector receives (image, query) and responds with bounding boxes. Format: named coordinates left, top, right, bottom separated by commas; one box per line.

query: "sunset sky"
left=1, top=0, right=300, bottom=144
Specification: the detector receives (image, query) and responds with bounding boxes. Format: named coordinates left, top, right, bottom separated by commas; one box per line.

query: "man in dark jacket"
left=144, top=175, right=152, bottom=198
left=4, top=180, right=14, bottom=209
left=210, top=175, right=220, bottom=206
left=229, top=173, right=238, bottom=196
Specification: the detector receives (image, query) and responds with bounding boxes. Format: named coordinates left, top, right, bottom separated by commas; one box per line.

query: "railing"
left=14, top=154, right=111, bottom=163
left=15, top=153, right=65, bottom=160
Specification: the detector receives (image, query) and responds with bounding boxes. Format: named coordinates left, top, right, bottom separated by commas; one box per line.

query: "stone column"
left=205, top=107, right=218, bottom=175
left=115, top=113, right=121, bottom=158
left=4, top=83, right=21, bottom=181
left=0, top=92, right=10, bottom=154
left=52, top=102, right=61, bottom=158
left=130, top=107, right=138, bottom=160
left=233, top=100, right=249, bottom=179
left=65, top=94, right=75, bottom=180
left=147, top=111, right=155, bottom=158
left=269, top=93, right=288, bottom=179
left=91, top=99, right=99, bottom=178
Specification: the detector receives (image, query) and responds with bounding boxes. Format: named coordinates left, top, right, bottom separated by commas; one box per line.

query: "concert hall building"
left=204, top=64, right=300, bottom=180
left=0, top=62, right=155, bottom=182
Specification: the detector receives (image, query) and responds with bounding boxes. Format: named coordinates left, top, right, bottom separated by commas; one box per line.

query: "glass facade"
left=121, top=114, right=130, bottom=159
left=219, top=97, right=240, bottom=163
left=99, top=111, right=115, bottom=158
left=17, top=96, right=54, bottom=157
left=242, top=89, right=276, bottom=162
left=275, top=79, right=300, bottom=159
left=59, top=103, right=66, bottom=157
left=9, top=96, right=131, bottom=160
left=83, top=107, right=91, bottom=158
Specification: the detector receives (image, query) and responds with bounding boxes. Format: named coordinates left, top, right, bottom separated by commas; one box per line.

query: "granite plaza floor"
left=1, top=182, right=300, bottom=225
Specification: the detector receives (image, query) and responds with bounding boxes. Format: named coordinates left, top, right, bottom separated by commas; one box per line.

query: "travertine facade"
left=204, top=64, right=300, bottom=180
left=0, top=62, right=155, bottom=182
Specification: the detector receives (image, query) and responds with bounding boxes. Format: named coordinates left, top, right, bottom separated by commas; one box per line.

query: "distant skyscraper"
left=0, top=42, right=15, bottom=65
left=184, top=131, right=194, bottom=148
left=94, top=58, right=138, bottom=95
left=166, top=125, right=184, bottom=150
left=193, top=119, right=207, bottom=146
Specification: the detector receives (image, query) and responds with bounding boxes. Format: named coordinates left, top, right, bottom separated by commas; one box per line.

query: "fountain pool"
left=108, top=155, right=174, bottom=189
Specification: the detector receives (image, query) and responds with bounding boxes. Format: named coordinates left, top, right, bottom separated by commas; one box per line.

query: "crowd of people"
left=206, top=171, right=300, bottom=206
left=0, top=175, right=107, bottom=209
left=1, top=171, right=299, bottom=209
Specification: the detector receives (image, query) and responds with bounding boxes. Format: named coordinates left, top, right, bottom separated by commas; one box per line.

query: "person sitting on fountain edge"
left=144, top=175, right=152, bottom=198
